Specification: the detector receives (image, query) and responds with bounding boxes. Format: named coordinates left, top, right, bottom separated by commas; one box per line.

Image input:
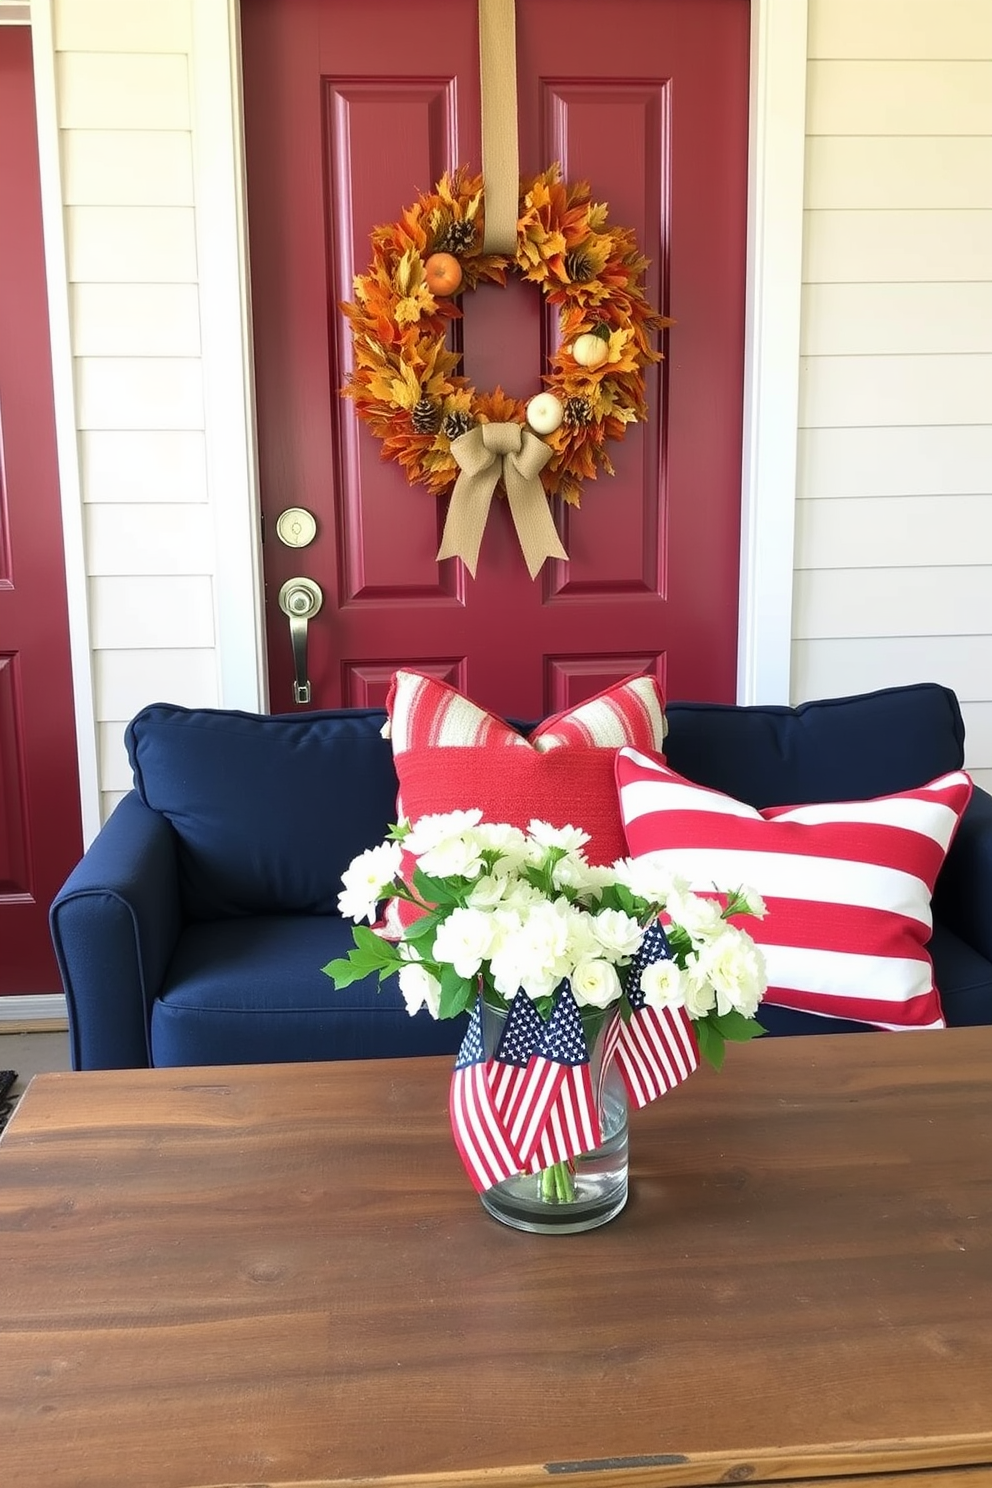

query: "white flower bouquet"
left=325, top=809, right=767, bottom=1070
left=325, top=811, right=768, bottom=1218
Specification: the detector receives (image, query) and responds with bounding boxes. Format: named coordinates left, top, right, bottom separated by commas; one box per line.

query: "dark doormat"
left=0, top=1069, right=18, bottom=1135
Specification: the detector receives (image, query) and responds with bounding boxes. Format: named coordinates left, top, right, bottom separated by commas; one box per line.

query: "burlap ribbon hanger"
left=478, top=0, right=519, bottom=254
left=435, top=0, right=568, bottom=579
left=437, top=423, right=568, bottom=580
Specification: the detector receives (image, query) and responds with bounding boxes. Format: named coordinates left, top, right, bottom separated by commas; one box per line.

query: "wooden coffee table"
left=1, top=1028, right=990, bottom=1488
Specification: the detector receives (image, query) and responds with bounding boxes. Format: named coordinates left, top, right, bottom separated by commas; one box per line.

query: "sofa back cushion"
left=663, top=683, right=965, bottom=809
left=126, top=704, right=398, bottom=919
left=125, top=683, right=967, bottom=922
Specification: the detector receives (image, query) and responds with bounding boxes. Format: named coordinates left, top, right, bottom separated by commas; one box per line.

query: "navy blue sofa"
left=50, top=682, right=992, bottom=1070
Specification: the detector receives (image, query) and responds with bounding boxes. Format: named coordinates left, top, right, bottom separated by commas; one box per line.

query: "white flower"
left=403, top=809, right=483, bottom=856
left=430, top=906, right=496, bottom=979
left=489, top=899, right=572, bottom=1000
left=526, top=820, right=591, bottom=854
left=576, top=862, right=615, bottom=897
left=487, top=914, right=529, bottom=999
left=473, top=821, right=529, bottom=866
left=736, top=885, right=768, bottom=919
left=591, top=908, right=644, bottom=960
left=337, top=840, right=403, bottom=923
left=694, top=929, right=767, bottom=1018
left=570, top=958, right=622, bottom=1009
left=562, top=909, right=601, bottom=966
left=666, top=887, right=725, bottom=940
left=640, top=958, right=688, bottom=1011
left=551, top=851, right=591, bottom=891
left=397, top=961, right=441, bottom=1019
left=681, top=955, right=718, bottom=1018
left=466, top=872, right=512, bottom=909
left=498, top=879, right=545, bottom=914
left=417, top=830, right=486, bottom=881
left=611, top=855, right=684, bottom=907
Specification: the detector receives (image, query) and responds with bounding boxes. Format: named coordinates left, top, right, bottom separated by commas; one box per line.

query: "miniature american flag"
left=448, top=1001, right=523, bottom=1192
left=489, top=990, right=546, bottom=1143
left=612, top=920, right=699, bottom=1108
left=521, top=984, right=601, bottom=1170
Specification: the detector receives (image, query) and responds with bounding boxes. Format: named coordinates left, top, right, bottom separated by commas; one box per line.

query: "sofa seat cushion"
left=151, top=916, right=466, bottom=1067
left=126, top=705, right=399, bottom=920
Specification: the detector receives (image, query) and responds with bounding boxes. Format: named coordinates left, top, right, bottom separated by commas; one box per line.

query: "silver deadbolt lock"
left=278, top=577, right=323, bottom=705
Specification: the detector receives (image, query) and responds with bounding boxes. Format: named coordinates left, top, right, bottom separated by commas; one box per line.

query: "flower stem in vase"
left=540, top=1159, right=577, bottom=1204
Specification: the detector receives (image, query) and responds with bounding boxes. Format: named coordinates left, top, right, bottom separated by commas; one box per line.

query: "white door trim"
left=189, top=0, right=268, bottom=714
left=738, top=0, right=807, bottom=704
left=27, top=2, right=102, bottom=846
left=33, top=0, right=806, bottom=845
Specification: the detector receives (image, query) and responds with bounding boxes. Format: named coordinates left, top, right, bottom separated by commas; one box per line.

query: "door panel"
left=242, top=0, right=749, bottom=719
left=0, top=27, right=83, bottom=994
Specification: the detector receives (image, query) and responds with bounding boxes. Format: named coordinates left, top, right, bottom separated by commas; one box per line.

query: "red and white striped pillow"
left=387, top=668, right=667, bottom=758
left=615, top=746, right=973, bottom=1031
left=378, top=670, right=667, bottom=935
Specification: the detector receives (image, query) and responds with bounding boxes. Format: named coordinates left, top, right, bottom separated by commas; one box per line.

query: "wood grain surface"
left=1, top=1028, right=990, bottom=1488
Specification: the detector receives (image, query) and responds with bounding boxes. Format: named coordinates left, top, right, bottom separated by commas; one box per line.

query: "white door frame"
left=31, top=0, right=807, bottom=842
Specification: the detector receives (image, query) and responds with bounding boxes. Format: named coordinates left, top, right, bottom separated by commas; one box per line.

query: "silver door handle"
left=278, top=577, right=323, bottom=704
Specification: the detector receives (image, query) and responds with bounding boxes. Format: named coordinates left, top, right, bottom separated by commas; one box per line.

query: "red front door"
left=0, top=27, right=83, bottom=995
left=242, top=0, right=749, bottom=719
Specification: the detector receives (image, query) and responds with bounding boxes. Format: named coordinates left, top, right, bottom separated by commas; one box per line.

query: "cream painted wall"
left=37, top=0, right=263, bottom=825
left=32, top=0, right=992, bottom=818
left=46, top=1, right=219, bottom=819
left=795, top=0, right=992, bottom=792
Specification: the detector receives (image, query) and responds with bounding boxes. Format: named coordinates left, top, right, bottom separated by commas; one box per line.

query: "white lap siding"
left=796, top=0, right=992, bottom=794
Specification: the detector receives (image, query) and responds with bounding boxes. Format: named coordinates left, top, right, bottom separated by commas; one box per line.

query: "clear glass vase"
left=478, top=995, right=628, bottom=1235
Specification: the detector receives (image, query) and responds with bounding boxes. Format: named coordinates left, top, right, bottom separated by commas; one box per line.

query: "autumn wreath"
left=341, top=165, right=670, bottom=573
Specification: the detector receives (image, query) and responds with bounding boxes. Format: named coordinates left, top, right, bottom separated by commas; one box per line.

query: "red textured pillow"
left=615, top=746, right=973, bottom=1031
left=379, top=670, right=667, bottom=934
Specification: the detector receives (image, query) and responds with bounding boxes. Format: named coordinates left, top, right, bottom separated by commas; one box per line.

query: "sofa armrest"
left=49, top=792, right=183, bottom=1070
left=933, top=784, right=992, bottom=962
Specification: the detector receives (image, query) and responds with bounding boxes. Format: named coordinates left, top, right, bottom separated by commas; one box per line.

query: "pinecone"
left=563, top=396, right=593, bottom=426
left=441, top=409, right=476, bottom=440
left=433, top=218, right=476, bottom=256
left=411, top=396, right=441, bottom=435
left=564, top=249, right=595, bottom=283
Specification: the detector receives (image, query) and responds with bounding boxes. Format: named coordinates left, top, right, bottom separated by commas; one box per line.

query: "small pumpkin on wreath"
left=341, top=165, right=671, bottom=573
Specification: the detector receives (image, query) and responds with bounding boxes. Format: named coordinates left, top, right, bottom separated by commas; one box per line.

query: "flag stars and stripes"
left=613, top=919, right=700, bottom=1109
left=448, top=1001, right=524, bottom=1193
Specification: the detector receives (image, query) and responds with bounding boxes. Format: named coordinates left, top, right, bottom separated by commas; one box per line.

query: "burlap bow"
left=436, top=422, right=568, bottom=579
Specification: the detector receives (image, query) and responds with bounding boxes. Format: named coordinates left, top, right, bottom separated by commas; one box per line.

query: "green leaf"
left=351, top=925, right=394, bottom=961
left=664, top=925, right=693, bottom=961
left=695, top=1017, right=726, bottom=1072
left=322, top=956, right=365, bottom=988
left=614, top=884, right=638, bottom=914
left=711, top=1008, right=765, bottom=1043
left=411, top=867, right=460, bottom=905
left=403, top=912, right=443, bottom=946
left=438, top=964, right=476, bottom=1020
